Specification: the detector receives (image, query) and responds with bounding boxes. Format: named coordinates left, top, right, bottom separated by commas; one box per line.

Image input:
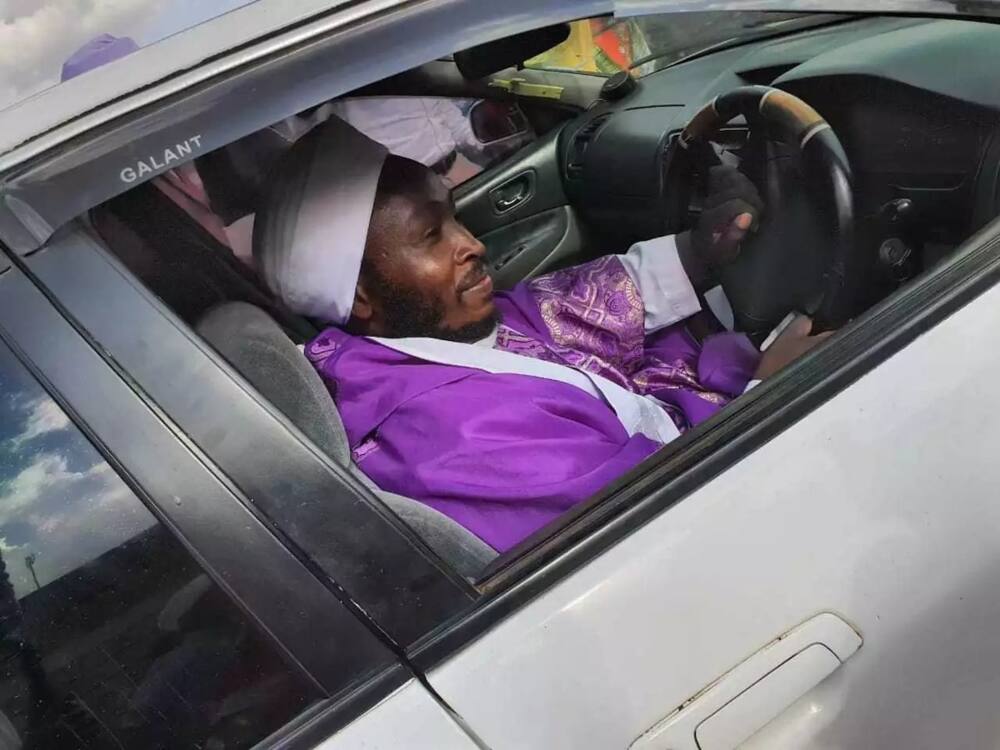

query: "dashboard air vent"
left=566, top=114, right=611, bottom=179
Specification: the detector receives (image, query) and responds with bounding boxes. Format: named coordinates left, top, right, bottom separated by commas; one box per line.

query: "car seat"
left=90, top=128, right=313, bottom=338
left=196, top=301, right=497, bottom=578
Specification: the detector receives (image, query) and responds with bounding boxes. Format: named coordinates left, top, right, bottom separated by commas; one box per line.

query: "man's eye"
left=424, top=225, right=442, bottom=241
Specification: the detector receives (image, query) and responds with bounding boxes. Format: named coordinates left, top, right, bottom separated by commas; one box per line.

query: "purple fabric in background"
left=61, top=34, right=139, bottom=82
left=307, top=255, right=760, bottom=551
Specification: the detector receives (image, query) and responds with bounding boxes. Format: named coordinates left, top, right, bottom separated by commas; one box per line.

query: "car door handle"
left=630, top=613, right=862, bottom=750
left=490, top=172, right=535, bottom=214
left=495, top=193, right=525, bottom=210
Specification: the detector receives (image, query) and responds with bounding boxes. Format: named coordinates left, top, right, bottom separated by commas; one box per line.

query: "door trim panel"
left=482, top=205, right=584, bottom=289
left=456, top=126, right=569, bottom=235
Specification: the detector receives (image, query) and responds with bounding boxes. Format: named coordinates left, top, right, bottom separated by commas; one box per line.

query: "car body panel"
left=0, top=0, right=361, bottom=157
left=319, top=681, right=479, bottom=749
left=427, top=266, right=1000, bottom=748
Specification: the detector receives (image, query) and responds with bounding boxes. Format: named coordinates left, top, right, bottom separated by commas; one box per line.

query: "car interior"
left=82, top=11, right=1000, bottom=574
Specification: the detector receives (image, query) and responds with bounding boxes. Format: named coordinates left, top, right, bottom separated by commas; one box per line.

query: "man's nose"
left=455, top=224, right=486, bottom=263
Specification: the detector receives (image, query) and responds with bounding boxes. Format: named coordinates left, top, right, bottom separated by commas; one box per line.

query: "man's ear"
left=351, top=279, right=375, bottom=322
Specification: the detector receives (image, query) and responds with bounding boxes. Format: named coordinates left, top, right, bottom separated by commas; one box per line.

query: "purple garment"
left=61, top=34, right=139, bottom=82
left=307, top=330, right=660, bottom=552
left=494, top=255, right=760, bottom=430
left=307, top=255, right=760, bottom=552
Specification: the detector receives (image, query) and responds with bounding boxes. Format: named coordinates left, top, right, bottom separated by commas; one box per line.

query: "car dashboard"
left=560, top=16, right=1000, bottom=310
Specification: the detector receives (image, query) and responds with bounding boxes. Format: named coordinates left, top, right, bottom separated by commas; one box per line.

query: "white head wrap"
left=254, top=116, right=389, bottom=324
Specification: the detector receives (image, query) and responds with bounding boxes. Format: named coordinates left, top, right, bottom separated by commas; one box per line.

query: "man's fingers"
left=711, top=212, right=753, bottom=254
left=705, top=170, right=765, bottom=215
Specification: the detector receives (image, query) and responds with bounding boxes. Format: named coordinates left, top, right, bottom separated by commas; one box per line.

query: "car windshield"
left=0, top=0, right=260, bottom=112
left=631, top=12, right=833, bottom=74
left=526, top=12, right=827, bottom=77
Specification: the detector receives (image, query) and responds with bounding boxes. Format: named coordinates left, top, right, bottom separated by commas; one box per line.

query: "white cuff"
left=742, top=379, right=761, bottom=394
left=618, top=235, right=701, bottom=333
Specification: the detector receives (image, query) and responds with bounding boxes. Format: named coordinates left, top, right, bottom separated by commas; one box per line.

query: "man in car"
left=254, top=117, right=829, bottom=552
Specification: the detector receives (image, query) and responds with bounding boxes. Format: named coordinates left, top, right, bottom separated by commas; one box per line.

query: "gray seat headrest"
left=196, top=301, right=497, bottom=577
left=196, top=301, right=350, bottom=463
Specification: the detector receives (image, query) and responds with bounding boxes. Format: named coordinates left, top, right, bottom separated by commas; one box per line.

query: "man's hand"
left=754, top=314, right=833, bottom=380
left=677, top=165, right=765, bottom=288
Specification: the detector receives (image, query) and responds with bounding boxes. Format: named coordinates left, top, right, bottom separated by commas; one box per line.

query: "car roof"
left=0, top=0, right=368, bottom=159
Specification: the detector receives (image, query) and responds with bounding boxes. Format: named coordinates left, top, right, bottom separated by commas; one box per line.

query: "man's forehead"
left=399, top=169, right=451, bottom=213
left=419, top=167, right=451, bottom=204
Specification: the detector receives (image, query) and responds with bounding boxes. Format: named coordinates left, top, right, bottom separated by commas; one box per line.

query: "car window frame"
left=0, top=0, right=614, bottom=256
left=0, top=256, right=414, bottom=742
left=15, top=227, right=478, bottom=642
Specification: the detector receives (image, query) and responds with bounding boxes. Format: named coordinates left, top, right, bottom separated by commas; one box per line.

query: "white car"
left=1, top=1, right=1000, bottom=748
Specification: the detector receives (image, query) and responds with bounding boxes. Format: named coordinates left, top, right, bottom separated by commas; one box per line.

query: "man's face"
left=353, top=158, right=497, bottom=341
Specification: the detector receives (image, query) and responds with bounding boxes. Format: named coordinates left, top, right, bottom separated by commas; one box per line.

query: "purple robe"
left=306, top=254, right=759, bottom=552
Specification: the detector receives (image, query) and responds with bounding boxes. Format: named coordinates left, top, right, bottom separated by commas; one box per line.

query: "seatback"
left=92, top=181, right=314, bottom=340
left=196, top=302, right=497, bottom=577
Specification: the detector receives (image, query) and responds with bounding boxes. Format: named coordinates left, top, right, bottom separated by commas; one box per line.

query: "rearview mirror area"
left=469, top=100, right=531, bottom=144
left=455, top=24, right=571, bottom=80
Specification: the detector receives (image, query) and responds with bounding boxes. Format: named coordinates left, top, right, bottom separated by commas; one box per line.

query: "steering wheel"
left=663, top=85, right=854, bottom=339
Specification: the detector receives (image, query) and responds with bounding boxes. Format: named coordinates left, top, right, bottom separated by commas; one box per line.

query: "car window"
left=0, top=340, right=320, bottom=748
left=525, top=13, right=811, bottom=77
left=1, top=0, right=261, bottom=112
left=316, top=96, right=534, bottom=188
left=525, top=18, right=654, bottom=76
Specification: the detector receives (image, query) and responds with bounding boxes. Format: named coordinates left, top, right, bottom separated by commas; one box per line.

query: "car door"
left=407, top=219, right=1000, bottom=749
left=0, top=244, right=484, bottom=748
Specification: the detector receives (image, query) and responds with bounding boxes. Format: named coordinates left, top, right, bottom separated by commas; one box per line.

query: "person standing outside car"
left=324, top=97, right=490, bottom=186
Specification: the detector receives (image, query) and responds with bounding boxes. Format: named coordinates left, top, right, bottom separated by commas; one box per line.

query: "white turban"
left=254, top=116, right=389, bottom=324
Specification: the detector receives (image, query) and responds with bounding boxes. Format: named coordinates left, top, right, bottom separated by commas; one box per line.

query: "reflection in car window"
left=0, top=0, right=260, bottom=111
left=0, top=342, right=319, bottom=748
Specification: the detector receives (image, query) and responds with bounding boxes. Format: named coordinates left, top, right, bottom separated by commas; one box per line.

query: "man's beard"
left=364, top=265, right=499, bottom=343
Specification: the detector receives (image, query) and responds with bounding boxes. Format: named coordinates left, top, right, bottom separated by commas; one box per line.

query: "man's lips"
left=458, top=268, right=494, bottom=295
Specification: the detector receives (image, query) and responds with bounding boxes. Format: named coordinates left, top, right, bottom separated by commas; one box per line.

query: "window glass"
left=526, top=18, right=654, bottom=76
left=1, top=0, right=260, bottom=111
left=0, top=342, right=319, bottom=748
left=313, top=96, right=535, bottom=188
left=525, top=13, right=812, bottom=77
